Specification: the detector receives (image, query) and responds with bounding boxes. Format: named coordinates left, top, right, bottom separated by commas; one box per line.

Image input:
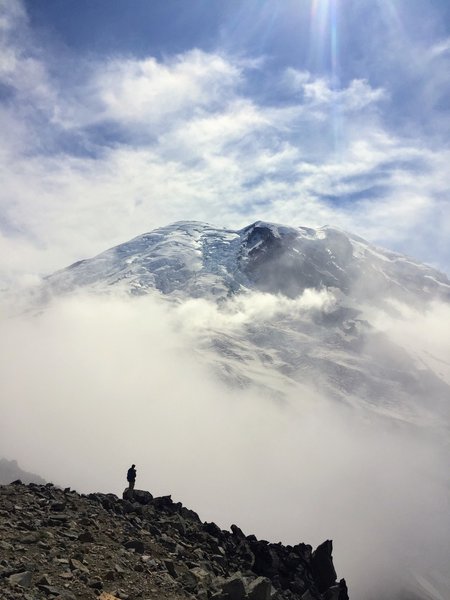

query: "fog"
left=1, top=291, right=449, bottom=599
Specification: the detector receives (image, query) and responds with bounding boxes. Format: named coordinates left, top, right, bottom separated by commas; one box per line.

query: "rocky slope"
left=0, top=481, right=348, bottom=600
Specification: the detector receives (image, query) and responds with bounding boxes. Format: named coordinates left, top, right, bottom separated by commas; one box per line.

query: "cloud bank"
left=1, top=291, right=449, bottom=599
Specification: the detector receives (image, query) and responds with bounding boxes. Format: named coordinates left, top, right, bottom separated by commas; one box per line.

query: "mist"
left=0, top=290, right=449, bottom=599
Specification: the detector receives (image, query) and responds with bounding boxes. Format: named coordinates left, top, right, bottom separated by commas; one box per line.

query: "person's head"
left=131, top=464, right=135, bottom=468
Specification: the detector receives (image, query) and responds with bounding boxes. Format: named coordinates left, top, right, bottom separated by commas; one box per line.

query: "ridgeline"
left=0, top=481, right=348, bottom=600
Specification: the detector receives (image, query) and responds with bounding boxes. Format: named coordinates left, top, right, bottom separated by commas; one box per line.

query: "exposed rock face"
left=0, top=482, right=349, bottom=600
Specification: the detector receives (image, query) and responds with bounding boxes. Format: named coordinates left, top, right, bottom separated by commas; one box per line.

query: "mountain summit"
left=46, top=220, right=450, bottom=305
left=42, top=221, right=450, bottom=427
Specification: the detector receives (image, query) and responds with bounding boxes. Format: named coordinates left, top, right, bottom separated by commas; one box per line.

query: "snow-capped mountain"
left=46, top=221, right=450, bottom=304
left=43, top=221, right=450, bottom=427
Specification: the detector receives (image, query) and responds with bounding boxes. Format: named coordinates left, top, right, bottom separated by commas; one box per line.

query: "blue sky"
left=1, top=0, right=450, bottom=284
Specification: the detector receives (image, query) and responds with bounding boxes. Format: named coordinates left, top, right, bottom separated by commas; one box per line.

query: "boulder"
left=311, top=540, right=337, bottom=593
left=247, top=576, right=272, bottom=600
left=221, top=573, right=246, bottom=600
left=122, top=489, right=153, bottom=505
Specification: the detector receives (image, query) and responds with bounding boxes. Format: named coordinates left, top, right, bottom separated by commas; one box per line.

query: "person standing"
left=127, top=464, right=136, bottom=490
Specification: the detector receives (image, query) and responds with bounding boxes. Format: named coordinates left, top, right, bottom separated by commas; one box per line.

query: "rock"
left=247, top=576, right=272, bottom=600
left=230, top=524, right=246, bottom=540
left=114, top=563, right=126, bottom=574
left=190, top=566, right=212, bottom=587
left=203, top=521, right=223, bottom=538
left=88, top=578, right=103, bottom=589
left=122, top=489, right=153, bottom=505
left=8, top=570, right=32, bottom=588
left=38, top=584, right=69, bottom=595
left=180, top=570, right=198, bottom=591
left=20, top=532, right=41, bottom=544
left=311, top=540, right=337, bottom=593
left=123, top=539, right=145, bottom=553
left=69, top=557, right=89, bottom=573
left=0, top=481, right=348, bottom=600
left=78, top=530, right=95, bottom=543
left=221, top=573, right=246, bottom=600
left=163, top=559, right=178, bottom=578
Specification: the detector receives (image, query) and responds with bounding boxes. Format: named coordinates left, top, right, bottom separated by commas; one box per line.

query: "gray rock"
left=247, top=576, right=272, bottom=600
left=190, top=566, right=212, bottom=587
left=9, top=571, right=32, bottom=588
left=69, top=558, right=89, bottom=573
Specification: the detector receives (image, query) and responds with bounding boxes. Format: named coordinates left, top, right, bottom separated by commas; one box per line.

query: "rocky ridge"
left=0, top=481, right=348, bottom=600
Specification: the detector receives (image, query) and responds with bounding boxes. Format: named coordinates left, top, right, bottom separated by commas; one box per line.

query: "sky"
left=1, top=0, right=450, bottom=287
left=1, top=3, right=450, bottom=595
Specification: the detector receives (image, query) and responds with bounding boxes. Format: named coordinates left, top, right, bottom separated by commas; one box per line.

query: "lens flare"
left=309, top=0, right=342, bottom=153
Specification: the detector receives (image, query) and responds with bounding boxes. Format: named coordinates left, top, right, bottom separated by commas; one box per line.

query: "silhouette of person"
left=127, top=464, right=136, bottom=490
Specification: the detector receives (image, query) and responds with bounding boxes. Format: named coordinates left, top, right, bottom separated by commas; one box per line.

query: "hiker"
left=127, top=464, right=136, bottom=490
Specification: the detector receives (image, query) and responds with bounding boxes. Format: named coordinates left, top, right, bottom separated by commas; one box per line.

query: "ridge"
left=0, top=481, right=348, bottom=600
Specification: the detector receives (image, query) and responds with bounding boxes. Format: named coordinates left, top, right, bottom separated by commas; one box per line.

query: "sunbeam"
left=308, top=0, right=343, bottom=154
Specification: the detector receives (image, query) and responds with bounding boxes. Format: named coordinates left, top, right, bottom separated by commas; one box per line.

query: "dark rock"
left=180, top=570, right=198, bottom=592
left=78, top=530, right=95, bottom=543
left=152, top=495, right=174, bottom=511
left=123, top=539, right=145, bottom=554
left=163, top=559, right=178, bottom=578
left=222, top=573, right=246, bottom=600
left=38, top=584, right=68, bottom=595
left=325, top=578, right=349, bottom=600
left=311, top=540, right=337, bottom=593
left=180, top=506, right=201, bottom=523
left=230, top=524, right=245, bottom=540
left=122, top=489, right=153, bottom=505
left=88, top=578, right=103, bottom=589
left=0, top=481, right=348, bottom=600
left=203, top=521, right=223, bottom=538
left=247, top=576, right=272, bottom=600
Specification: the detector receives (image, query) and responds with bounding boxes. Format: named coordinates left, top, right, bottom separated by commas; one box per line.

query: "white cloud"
left=1, top=291, right=449, bottom=599
left=429, top=37, right=450, bottom=58
left=285, top=68, right=386, bottom=112
left=0, top=0, right=450, bottom=288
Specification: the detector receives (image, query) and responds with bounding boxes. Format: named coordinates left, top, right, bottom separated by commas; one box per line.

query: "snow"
left=39, top=219, right=450, bottom=428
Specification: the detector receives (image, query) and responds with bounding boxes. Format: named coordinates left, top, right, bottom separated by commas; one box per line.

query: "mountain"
left=45, top=221, right=450, bottom=304
left=0, top=458, right=46, bottom=486
left=42, top=220, right=450, bottom=428
left=0, top=480, right=348, bottom=600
